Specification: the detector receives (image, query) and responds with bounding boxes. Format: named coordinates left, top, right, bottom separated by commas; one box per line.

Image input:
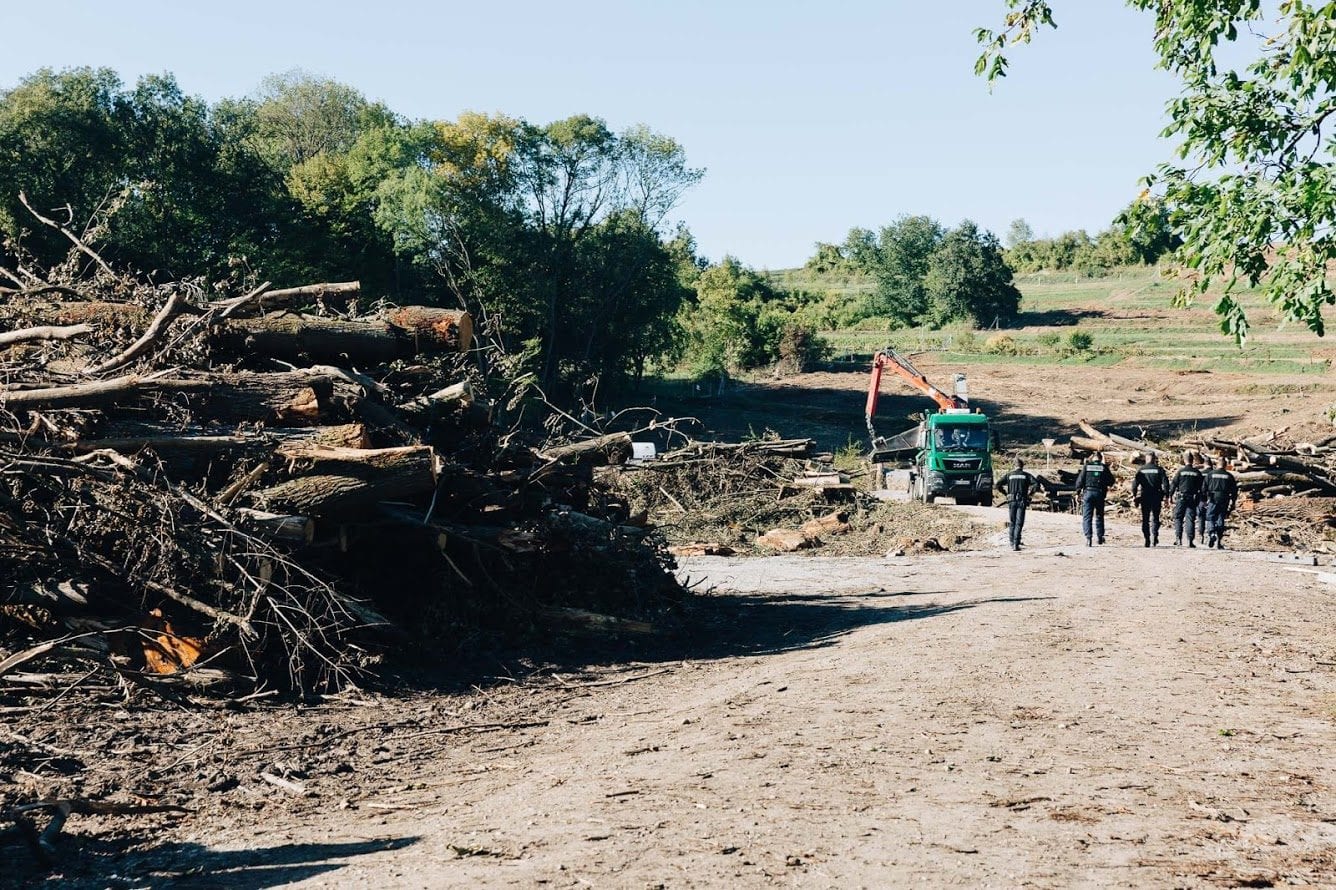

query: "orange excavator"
left=866, top=347, right=995, bottom=505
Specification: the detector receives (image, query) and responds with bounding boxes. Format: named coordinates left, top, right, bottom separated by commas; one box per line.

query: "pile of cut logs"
left=0, top=277, right=681, bottom=696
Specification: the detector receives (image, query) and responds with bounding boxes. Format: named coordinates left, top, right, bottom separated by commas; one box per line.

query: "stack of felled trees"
left=0, top=276, right=680, bottom=695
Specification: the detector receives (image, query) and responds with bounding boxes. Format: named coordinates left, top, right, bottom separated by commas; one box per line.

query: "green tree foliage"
left=376, top=112, right=704, bottom=392
left=846, top=215, right=945, bottom=325
left=826, top=216, right=1017, bottom=328
left=0, top=67, right=704, bottom=399
left=0, top=68, right=281, bottom=278
left=1005, top=198, right=1180, bottom=273
left=682, top=257, right=825, bottom=375
left=978, top=1, right=1336, bottom=338
left=923, top=222, right=1022, bottom=327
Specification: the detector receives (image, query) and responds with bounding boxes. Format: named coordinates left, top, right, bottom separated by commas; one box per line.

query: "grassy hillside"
left=771, top=265, right=1335, bottom=376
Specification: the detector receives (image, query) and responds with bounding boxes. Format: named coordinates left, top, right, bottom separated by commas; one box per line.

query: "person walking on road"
left=1202, top=460, right=1239, bottom=549
left=1074, top=451, right=1114, bottom=546
left=1196, top=456, right=1214, bottom=542
left=1171, top=453, right=1205, bottom=547
left=997, top=456, right=1037, bottom=551
left=1132, top=453, right=1170, bottom=547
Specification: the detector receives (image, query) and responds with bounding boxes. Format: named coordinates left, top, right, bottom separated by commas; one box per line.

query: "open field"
left=808, top=267, right=1336, bottom=376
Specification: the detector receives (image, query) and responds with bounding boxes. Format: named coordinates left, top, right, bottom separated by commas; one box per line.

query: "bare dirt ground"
left=8, top=507, right=1335, bottom=888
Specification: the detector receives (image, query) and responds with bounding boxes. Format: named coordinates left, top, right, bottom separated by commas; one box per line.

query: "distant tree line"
left=0, top=67, right=703, bottom=396
left=799, top=216, right=1022, bottom=330
left=1002, top=199, right=1180, bottom=275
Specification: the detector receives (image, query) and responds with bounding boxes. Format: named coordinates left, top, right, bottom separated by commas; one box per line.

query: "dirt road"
left=121, top=508, right=1332, bottom=888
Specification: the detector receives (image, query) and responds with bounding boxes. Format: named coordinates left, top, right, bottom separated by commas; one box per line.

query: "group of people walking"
left=995, top=451, right=1238, bottom=551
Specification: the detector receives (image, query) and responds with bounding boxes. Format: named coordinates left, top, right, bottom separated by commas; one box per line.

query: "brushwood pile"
left=0, top=272, right=682, bottom=696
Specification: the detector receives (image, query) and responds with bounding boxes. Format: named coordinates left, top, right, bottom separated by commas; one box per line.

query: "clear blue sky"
left=3, top=1, right=1174, bottom=269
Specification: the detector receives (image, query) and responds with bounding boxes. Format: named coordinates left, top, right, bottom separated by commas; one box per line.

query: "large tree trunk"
left=251, top=445, right=438, bottom=516
left=0, top=369, right=356, bottom=424
left=214, top=307, right=471, bottom=364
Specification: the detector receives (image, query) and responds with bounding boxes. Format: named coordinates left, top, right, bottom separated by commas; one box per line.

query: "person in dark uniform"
left=1171, top=453, right=1205, bottom=547
left=1073, top=451, right=1113, bottom=546
left=997, top=456, right=1037, bottom=551
left=1196, top=456, right=1214, bottom=542
left=1131, top=453, right=1170, bottom=547
left=1202, top=460, right=1239, bottom=548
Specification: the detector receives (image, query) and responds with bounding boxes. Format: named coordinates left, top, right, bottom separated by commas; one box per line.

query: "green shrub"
left=955, top=330, right=979, bottom=353
left=984, top=333, right=1022, bottom=355
left=1036, top=332, right=1061, bottom=352
left=1068, top=330, right=1094, bottom=352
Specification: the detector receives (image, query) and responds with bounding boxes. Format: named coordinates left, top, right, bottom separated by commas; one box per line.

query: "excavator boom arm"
left=865, top=349, right=966, bottom=431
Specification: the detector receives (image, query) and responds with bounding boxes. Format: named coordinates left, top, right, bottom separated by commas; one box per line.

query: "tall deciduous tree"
left=924, top=222, right=1022, bottom=327
left=978, top=1, right=1336, bottom=338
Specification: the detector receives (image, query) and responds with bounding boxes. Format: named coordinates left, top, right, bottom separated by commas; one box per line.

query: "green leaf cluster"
left=978, top=1, right=1336, bottom=339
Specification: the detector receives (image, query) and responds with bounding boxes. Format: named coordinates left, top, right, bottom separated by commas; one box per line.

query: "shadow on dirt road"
left=428, top=590, right=1058, bottom=687
left=4, top=835, right=419, bottom=889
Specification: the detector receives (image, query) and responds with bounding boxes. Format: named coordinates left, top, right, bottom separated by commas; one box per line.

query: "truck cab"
left=914, top=410, right=994, bottom=506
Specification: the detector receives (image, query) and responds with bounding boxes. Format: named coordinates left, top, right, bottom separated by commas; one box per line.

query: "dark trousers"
left=1081, top=492, right=1105, bottom=542
left=1196, top=500, right=1208, bottom=540
left=1173, top=497, right=1199, bottom=543
left=1008, top=501, right=1027, bottom=547
left=1205, top=498, right=1229, bottom=540
left=1140, top=498, right=1163, bottom=543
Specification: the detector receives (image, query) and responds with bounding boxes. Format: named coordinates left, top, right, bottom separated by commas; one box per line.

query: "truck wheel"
left=979, top=493, right=993, bottom=508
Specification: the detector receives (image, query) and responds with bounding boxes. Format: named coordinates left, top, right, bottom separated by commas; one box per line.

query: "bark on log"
left=235, top=508, right=315, bottom=545
left=85, top=292, right=184, bottom=375
left=0, top=324, right=94, bottom=348
left=756, top=528, right=814, bottom=552
left=49, top=302, right=150, bottom=328
left=213, top=282, right=360, bottom=319
left=538, top=431, right=633, bottom=465
left=801, top=511, right=851, bottom=538
left=0, top=369, right=353, bottom=424
left=1077, top=420, right=1173, bottom=457
left=252, top=445, right=438, bottom=515
left=162, top=371, right=350, bottom=425
left=0, top=375, right=145, bottom=410
left=384, top=306, right=474, bottom=354
left=214, top=307, right=471, bottom=364
left=400, top=381, right=473, bottom=414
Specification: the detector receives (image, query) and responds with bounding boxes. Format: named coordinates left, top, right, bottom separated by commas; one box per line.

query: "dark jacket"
left=1132, top=464, right=1170, bottom=504
left=1074, top=460, right=1113, bottom=497
left=1203, top=468, right=1238, bottom=509
left=1171, top=465, right=1204, bottom=501
left=997, top=469, right=1036, bottom=505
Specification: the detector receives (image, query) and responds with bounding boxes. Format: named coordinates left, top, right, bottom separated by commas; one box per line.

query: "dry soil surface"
left=28, top=507, right=1333, bottom=888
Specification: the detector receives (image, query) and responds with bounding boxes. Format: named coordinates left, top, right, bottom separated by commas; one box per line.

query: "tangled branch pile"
left=609, top=439, right=982, bottom=556
left=0, top=271, right=682, bottom=696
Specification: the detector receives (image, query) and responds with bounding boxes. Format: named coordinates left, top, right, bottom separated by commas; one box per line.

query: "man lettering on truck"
left=997, top=456, right=1036, bottom=551
left=1132, top=453, right=1170, bottom=547
left=1073, top=452, right=1114, bottom=546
